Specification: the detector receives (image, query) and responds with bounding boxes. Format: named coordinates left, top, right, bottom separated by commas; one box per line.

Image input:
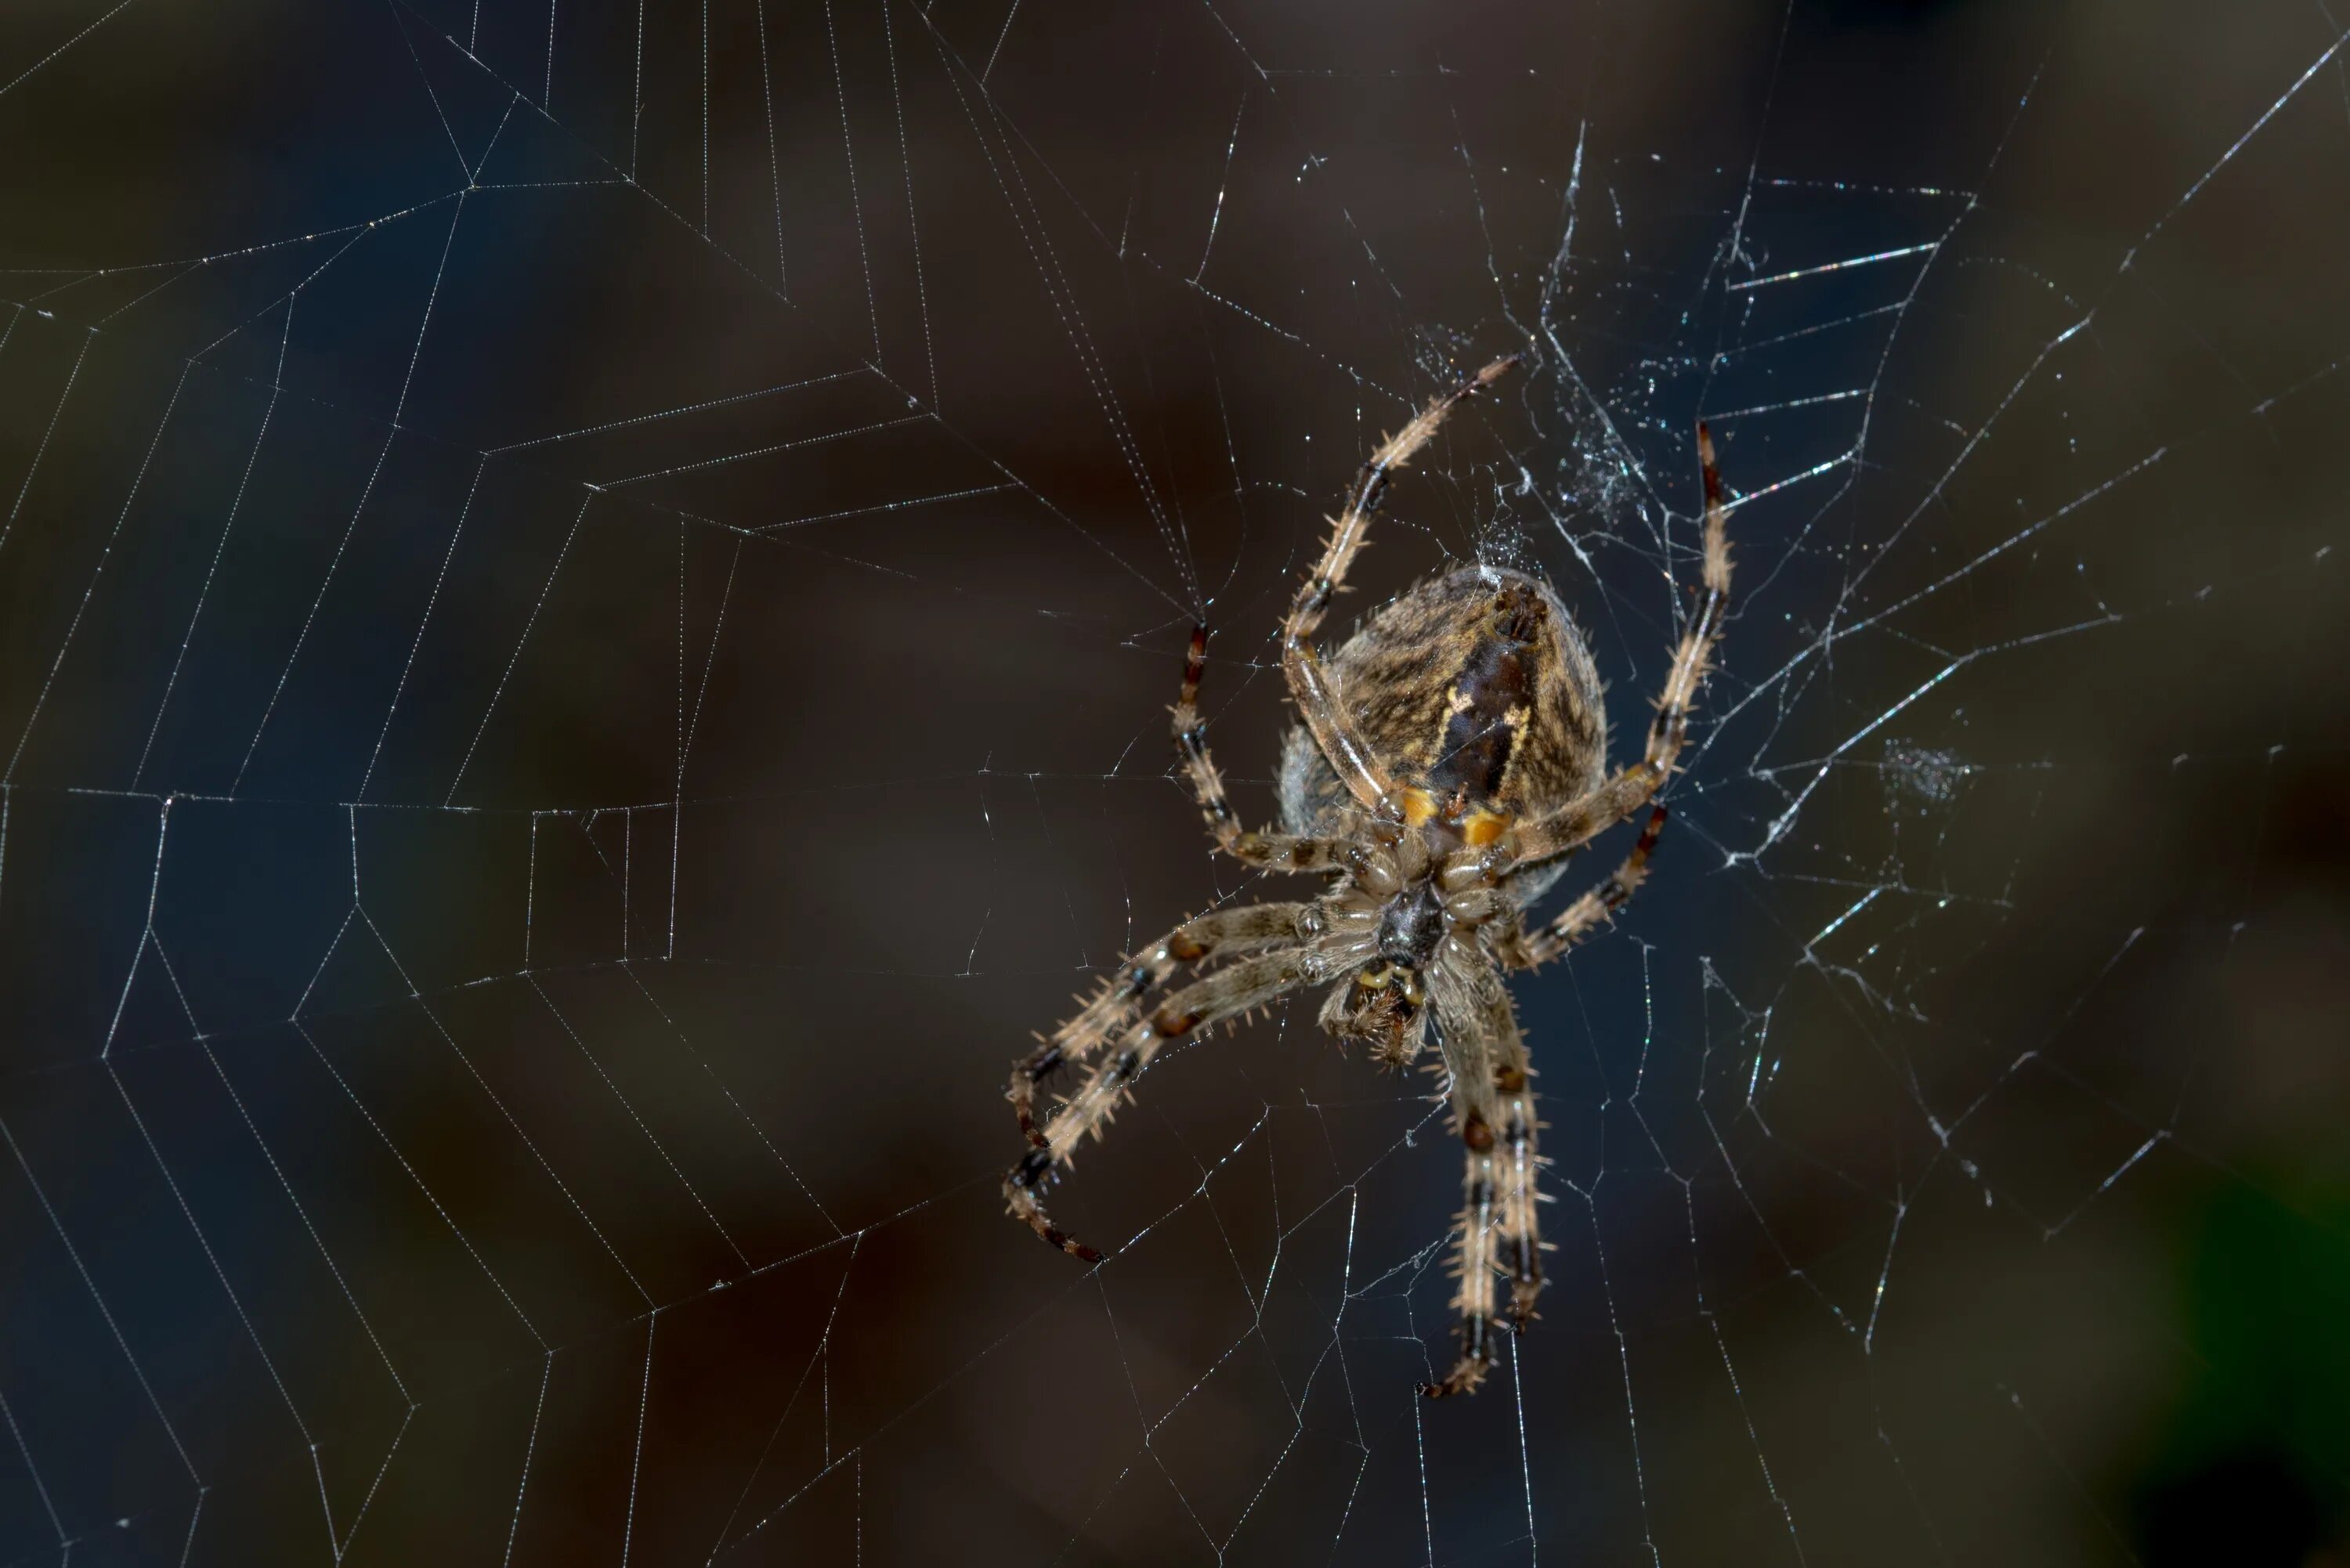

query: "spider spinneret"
left=1003, top=354, right=1733, bottom=1396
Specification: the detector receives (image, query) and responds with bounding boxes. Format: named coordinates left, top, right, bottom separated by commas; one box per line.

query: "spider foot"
left=1509, top=1281, right=1543, bottom=1330
left=1508, top=1245, right=1546, bottom=1328
left=1003, top=1154, right=1104, bottom=1264
left=1419, top=1317, right=1496, bottom=1397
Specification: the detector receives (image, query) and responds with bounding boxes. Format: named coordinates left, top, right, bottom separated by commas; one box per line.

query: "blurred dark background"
left=0, top=0, right=2344, bottom=1563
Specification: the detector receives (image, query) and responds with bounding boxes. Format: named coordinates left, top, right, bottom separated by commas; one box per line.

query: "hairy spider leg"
left=1420, top=955, right=1545, bottom=1397
left=1008, top=901, right=1308, bottom=1151
left=1004, top=949, right=1311, bottom=1263
left=1282, top=356, right=1523, bottom=820
left=1510, top=804, right=1668, bottom=969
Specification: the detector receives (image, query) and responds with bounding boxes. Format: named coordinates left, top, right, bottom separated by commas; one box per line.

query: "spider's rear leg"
left=1424, top=1091, right=1547, bottom=1396
left=1497, top=1063, right=1546, bottom=1331
left=1423, top=965, right=1546, bottom=1399
left=1427, top=1111, right=1504, bottom=1397
left=1006, top=948, right=1312, bottom=1263
left=1010, top=901, right=1311, bottom=1150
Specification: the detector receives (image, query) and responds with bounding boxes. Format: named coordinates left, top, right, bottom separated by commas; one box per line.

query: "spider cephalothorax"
left=1003, top=355, right=1733, bottom=1396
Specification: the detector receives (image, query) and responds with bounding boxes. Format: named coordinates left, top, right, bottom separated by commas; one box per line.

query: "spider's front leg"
left=1421, top=951, right=1546, bottom=1398
left=1005, top=948, right=1314, bottom=1263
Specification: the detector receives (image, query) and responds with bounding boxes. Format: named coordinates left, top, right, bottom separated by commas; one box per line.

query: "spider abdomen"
left=1278, top=565, right=1607, bottom=854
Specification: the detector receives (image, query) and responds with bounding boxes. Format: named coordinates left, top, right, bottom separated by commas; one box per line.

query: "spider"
left=1003, top=354, right=1733, bottom=1396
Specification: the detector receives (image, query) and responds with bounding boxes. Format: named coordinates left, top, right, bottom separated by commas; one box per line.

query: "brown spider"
left=1004, top=355, right=1733, bottom=1396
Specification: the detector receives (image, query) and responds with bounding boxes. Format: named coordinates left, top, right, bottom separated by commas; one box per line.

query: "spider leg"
left=1283, top=356, right=1521, bottom=819
left=1461, top=421, right=1730, bottom=877
left=1507, top=804, right=1668, bottom=970
left=1173, top=624, right=1381, bottom=874
left=1009, top=901, right=1309, bottom=1151
left=1004, top=949, right=1311, bottom=1262
left=1419, top=948, right=1545, bottom=1397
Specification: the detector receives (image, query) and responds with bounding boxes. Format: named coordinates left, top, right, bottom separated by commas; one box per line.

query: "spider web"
left=1, top=0, right=2345, bottom=1563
